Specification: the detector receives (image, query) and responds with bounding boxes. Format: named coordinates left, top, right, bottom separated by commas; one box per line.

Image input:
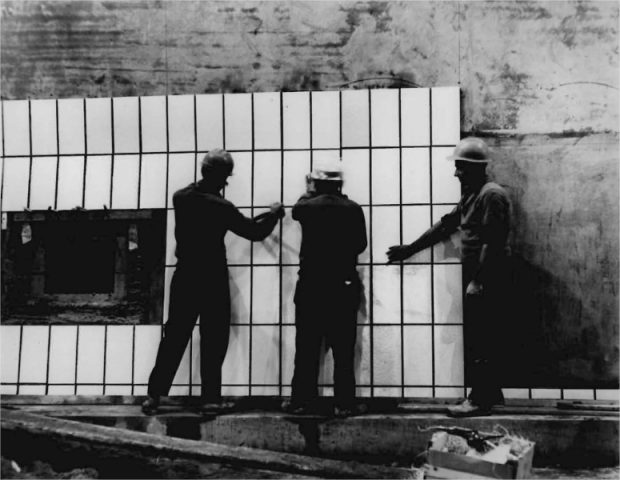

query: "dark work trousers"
left=291, top=273, right=361, bottom=409
left=147, top=265, right=231, bottom=402
left=462, top=258, right=510, bottom=407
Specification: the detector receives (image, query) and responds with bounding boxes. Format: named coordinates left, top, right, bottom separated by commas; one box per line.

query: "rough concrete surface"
left=0, top=1, right=618, bottom=386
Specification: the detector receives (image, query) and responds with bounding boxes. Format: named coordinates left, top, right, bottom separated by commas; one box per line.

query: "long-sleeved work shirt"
left=292, top=192, right=367, bottom=279
left=173, top=180, right=279, bottom=270
left=435, top=182, right=511, bottom=274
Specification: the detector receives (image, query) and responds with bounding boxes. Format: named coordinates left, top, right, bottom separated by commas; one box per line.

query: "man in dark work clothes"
left=387, top=137, right=511, bottom=417
left=142, top=149, right=284, bottom=415
left=284, top=160, right=367, bottom=418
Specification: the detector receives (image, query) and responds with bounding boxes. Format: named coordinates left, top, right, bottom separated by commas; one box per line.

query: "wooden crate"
left=425, top=443, right=535, bottom=479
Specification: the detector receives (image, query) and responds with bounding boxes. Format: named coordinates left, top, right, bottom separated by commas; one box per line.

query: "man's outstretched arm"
left=229, top=203, right=285, bottom=241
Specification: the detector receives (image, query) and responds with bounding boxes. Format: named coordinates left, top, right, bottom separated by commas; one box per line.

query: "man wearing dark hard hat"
left=387, top=137, right=511, bottom=417
left=142, top=148, right=284, bottom=415
left=284, top=159, right=367, bottom=418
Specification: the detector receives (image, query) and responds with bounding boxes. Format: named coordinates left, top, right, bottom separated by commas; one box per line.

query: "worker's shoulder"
left=480, top=182, right=509, bottom=199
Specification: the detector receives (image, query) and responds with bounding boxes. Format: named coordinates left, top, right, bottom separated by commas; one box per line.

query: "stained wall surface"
left=0, top=0, right=618, bottom=390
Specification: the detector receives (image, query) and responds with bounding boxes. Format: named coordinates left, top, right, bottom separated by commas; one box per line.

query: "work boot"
left=141, top=395, right=160, bottom=415
left=447, top=399, right=491, bottom=417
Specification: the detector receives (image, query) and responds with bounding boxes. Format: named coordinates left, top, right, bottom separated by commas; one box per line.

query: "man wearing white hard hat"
left=387, top=137, right=512, bottom=417
left=142, top=149, right=285, bottom=415
left=284, top=158, right=367, bottom=418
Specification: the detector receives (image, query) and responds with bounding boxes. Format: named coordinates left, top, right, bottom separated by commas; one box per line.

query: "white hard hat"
left=309, top=159, right=343, bottom=182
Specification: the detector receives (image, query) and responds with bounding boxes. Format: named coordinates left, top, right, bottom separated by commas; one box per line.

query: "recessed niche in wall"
left=1, top=209, right=166, bottom=325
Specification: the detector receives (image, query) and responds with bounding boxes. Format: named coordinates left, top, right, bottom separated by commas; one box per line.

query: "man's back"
left=293, top=193, right=367, bottom=279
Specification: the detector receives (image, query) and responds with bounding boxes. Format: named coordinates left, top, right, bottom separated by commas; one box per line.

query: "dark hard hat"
left=447, top=137, right=490, bottom=163
left=201, top=149, right=234, bottom=176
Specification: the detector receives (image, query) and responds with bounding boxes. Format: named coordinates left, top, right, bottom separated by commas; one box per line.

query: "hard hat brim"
left=446, top=154, right=490, bottom=163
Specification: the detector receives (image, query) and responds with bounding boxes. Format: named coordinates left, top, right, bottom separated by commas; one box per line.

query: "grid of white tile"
left=0, top=89, right=608, bottom=400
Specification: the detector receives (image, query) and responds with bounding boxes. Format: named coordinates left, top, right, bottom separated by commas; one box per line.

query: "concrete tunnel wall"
left=0, top=0, right=618, bottom=388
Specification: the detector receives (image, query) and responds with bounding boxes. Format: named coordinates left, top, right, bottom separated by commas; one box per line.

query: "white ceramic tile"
left=401, top=88, right=430, bottom=146
left=402, top=205, right=432, bottom=263
left=19, top=326, right=49, bottom=383
left=47, top=385, right=75, bottom=395
left=29, top=156, right=57, bottom=210
left=431, top=87, right=460, bottom=146
left=48, top=326, right=77, bottom=384
left=166, top=209, right=176, bottom=265
left=596, top=390, right=620, bottom=401
left=253, top=207, right=281, bottom=264
left=341, top=90, right=369, bottom=147
left=432, top=204, right=461, bottom=262
left=2, top=157, right=30, bottom=211
left=3, top=100, right=30, bottom=156
left=404, top=387, right=434, bottom=397
left=225, top=208, right=252, bottom=264
left=253, top=151, right=281, bottom=206
left=281, top=213, right=301, bottom=265
left=76, top=385, right=104, bottom=395
left=372, top=265, right=400, bottom=324
left=432, top=147, right=461, bottom=204
left=281, top=266, right=298, bottom=324
left=196, top=94, right=224, bottom=151
left=105, top=326, right=133, bottom=384
left=374, top=387, right=401, bottom=397
left=252, top=266, right=280, bottom=324
left=359, top=207, right=371, bottom=264
left=283, top=150, right=311, bottom=206
left=403, top=265, right=432, bottom=324
left=167, top=95, right=195, bottom=152
left=191, top=326, right=200, bottom=386
left=167, top=153, right=195, bottom=206
left=370, top=89, right=399, bottom=147
left=283, top=92, right=310, bottom=149
left=30, top=99, right=57, bottom=155
left=229, top=266, right=251, bottom=325
left=253, top=386, right=279, bottom=396
left=133, top=325, right=161, bottom=385
left=434, top=325, right=464, bottom=386
left=0, top=326, right=21, bottom=383
left=357, top=266, right=371, bottom=325
left=111, top=154, right=139, bottom=209
left=311, top=149, right=340, bottom=171
left=56, top=156, right=84, bottom=210
left=222, top=385, right=250, bottom=396
left=434, top=387, right=465, bottom=398
left=402, top=148, right=430, bottom=204
left=133, top=385, right=148, bottom=395
left=433, top=264, right=463, bottom=324
left=341, top=149, right=369, bottom=205
left=254, top=92, right=281, bottom=150
left=223, top=152, right=252, bottom=207
left=356, top=387, right=371, bottom=397
left=113, top=97, right=140, bottom=154
left=371, top=206, right=400, bottom=262
left=281, top=325, right=296, bottom=385
left=319, top=386, right=334, bottom=398
left=503, top=388, right=530, bottom=399
left=373, top=326, right=402, bottom=386
left=169, top=385, right=190, bottom=395
left=58, top=99, right=85, bottom=154
left=163, top=267, right=174, bottom=323
left=222, top=325, right=250, bottom=385
left=371, top=148, right=400, bottom=205
left=318, top=340, right=334, bottom=388
left=18, top=385, right=46, bottom=395
left=171, top=339, right=191, bottom=386
left=531, top=389, right=562, bottom=399
left=403, top=325, right=432, bottom=385
left=84, top=155, right=112, bottom=210
left=105, top=385, right=132, bottom=395
left=311, top=90, right=340, bottom=149
left=76, top=326, right=105, bottom=384
left=140, top=96, right=167, bottom=153
left=86, top=98, right=112, bottom=154
left=251, top=325, right=280, bottom=385
left=224, top=93, right=252, bottom=151
left=139, top=153, right=167, bottom=208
